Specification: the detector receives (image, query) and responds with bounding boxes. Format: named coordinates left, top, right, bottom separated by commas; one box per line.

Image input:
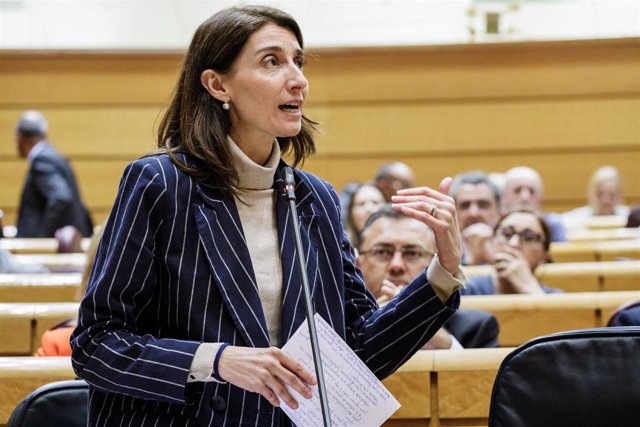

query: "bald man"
left=502, top=166, right=566, bottom=242
left=374, top=161, right=416, bottom=201
left=15, top=111, right=93, bottom=237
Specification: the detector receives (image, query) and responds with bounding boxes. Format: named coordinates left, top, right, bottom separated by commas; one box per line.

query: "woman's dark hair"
left=156, top=6, right=317, bottom=197
left=495, top=205, right=552, bottom=252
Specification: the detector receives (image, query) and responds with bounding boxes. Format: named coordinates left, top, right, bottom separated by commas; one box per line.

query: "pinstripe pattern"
left=71, top=153, right=458, bottom=426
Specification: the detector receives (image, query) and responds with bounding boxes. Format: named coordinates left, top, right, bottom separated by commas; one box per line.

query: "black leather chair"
left=7, top=379, right=88, bottom=427
left=489, top=327, right=640, bottom=427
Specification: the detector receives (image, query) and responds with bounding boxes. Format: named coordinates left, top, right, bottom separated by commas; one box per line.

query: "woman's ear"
left=200, top=69, right=229, bottom=103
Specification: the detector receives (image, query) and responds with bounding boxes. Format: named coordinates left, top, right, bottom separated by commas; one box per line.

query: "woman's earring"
left=222, top=101, right=230, bottom=111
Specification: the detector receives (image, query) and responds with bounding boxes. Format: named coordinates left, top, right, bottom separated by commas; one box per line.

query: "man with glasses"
left=357, top=206, right=499, bottom=349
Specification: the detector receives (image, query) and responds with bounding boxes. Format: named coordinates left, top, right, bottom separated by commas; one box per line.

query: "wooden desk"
left=461, top=291, right=640, bottom=347
left=464, top=261, right=640, bottom=293
left=0, top=238, right=90, bottom=254
left=13, top=254, right=87, bottom=273
left=0, top=274, right=81, bottom=302
left=566, top=228, right=639, bottom=243
left=0, top=303, right=79, bottom=356
left=537, top=260, right=640, bottom=292
left=550, top=239, right=640, bottom=262
left=383, top=348, right=513, bottom=427
left=0, top=357, right=76, bottom=425
left=576, top=215, right=628, bottom=230
left=0, top=347, right=513, bottom=426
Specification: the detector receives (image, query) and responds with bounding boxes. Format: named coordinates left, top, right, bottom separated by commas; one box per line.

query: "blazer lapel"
left=274, top=167, right=320, bottom=343
left=192, top=183, right=271, bottom=348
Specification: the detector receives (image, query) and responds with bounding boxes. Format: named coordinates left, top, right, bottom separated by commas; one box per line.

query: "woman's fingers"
left=218, top=346, right=316, bottom=410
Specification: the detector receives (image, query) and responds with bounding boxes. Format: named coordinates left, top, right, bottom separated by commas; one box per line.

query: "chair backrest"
left=7, top=379, right=88, bottom=427
left=489, top=327, right=640, bottom=427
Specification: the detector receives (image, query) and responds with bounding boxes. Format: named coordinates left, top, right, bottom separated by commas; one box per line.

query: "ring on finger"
left=428, top=204, right=438, bottom=216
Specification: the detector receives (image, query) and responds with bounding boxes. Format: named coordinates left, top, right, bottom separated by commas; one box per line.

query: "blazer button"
left=211, top=396, right=226, bottom=412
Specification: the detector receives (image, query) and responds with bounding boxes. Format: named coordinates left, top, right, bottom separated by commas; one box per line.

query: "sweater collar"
left=228, top=136, right=280, bottom=191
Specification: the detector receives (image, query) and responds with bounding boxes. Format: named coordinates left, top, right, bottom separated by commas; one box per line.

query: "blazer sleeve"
left=71, top=159, right=201, bottom=404
left=326, top=186, right=459, bottom=380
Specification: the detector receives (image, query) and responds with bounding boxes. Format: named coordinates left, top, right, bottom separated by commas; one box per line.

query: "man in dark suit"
left=15, top=111, right=93, bottom=237
left=357, top=206, right=499, bottom=348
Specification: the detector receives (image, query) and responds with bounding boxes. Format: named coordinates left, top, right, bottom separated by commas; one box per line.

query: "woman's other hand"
left=391, top=177, right=462, bottom=275
left=218, top=346, right=316, bottom=409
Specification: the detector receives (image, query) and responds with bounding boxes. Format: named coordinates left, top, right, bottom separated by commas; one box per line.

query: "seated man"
left=501, top=166, right=566, bottom=242
left=357, top=206, right=499, bottom=348
left=373, top=161, right=416, bottom=202
left=464, top=207, right=562, bottom=295
left=449, top=171, right=501, bottom=265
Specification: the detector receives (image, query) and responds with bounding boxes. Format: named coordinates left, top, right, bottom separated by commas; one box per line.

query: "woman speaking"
left=71, top=6, right=465, bottom=426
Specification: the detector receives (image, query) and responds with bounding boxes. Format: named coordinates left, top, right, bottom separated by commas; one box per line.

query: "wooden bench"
left=573, top=215, right=628, bottom=230
left=0, top=274, right=81, bottom=302
left=0, top=357, right=76, bottom=425
left=463, top=260, right=640, bottom=292
left=0, top=238, right=90, bottom=254
left=0, top=303, right=79, bottom=356
left=12, top=254, right=87, bottom=273
left=0, top=348, right=513, bottom=426
left=550, top=239, right=640, bottom=262
left=566, top=227, right=639, bottom=243
left=461, top=291, right=640, bottom=347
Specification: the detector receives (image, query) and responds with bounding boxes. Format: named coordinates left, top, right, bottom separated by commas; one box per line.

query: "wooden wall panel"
left=1, top=38, right=638, bottom=226
left=311, top=98, right=640, bottom=154
left=0, top=107, right=160, bottom=157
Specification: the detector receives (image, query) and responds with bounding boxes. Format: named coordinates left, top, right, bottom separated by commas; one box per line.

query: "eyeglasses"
left=360, top=245, right=435, bottom=264
left=496, top=226, right=545, bottom=245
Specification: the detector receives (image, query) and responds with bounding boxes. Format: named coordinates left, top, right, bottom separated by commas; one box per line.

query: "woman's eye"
left=295, top=58, right=305, bottom=69
left=264, top=56, right=278, bottom=67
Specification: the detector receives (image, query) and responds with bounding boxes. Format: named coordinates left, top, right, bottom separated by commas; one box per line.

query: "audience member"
left=563, top=166, right=629, bottom=223
left=463, top=207, right=562, bottom=295
left=34, top=225, right=103, bottom=356
left=357, top=206, right=499, bottom=349
left=501, top=166, right=566, bottom=242
left=374, top=161, right=416, bottom=201
left=15, top=111, right=93, bottom=238
left=628, top=205, right=640, bottom=228
left=346, top=183, right=386, bottom=249
left=449, top=171, right=501, bottom=265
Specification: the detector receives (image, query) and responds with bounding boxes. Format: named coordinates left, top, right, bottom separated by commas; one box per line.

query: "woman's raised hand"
left=217, top=346, right=316, bottom=409
left=391, top=177, right=462, bottom=275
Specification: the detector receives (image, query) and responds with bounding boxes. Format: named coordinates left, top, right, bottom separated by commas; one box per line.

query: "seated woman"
left=346, top=183, right=386, bottom=250
left=463, top=207, right=562, bottom=295
left=562, top=166, right=630, bottom=229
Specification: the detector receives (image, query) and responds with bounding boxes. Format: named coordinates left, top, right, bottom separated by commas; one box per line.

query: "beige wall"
left=1, top=37, right=639, bottom=226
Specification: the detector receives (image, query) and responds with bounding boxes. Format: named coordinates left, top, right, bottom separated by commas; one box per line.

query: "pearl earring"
left=222, top=101, right=230, bottom=111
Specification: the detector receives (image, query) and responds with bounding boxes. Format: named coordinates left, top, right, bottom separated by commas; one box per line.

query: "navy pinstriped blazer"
left=71, top=153, right=459, bottom=426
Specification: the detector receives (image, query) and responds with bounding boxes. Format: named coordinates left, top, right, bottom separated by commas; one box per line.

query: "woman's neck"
left=230, top=130, right=273, bottom=166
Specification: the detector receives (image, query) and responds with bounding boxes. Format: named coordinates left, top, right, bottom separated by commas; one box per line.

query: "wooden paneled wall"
left=1, top=38, right=639, bottom=226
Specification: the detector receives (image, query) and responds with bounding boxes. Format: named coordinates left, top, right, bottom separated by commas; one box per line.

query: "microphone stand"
left=281, top=166, right=332, bottom=427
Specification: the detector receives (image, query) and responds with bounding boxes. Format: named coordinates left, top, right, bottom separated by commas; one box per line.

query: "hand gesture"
left=218, top=346, right=316, bottom=409
left=391, top=177, right=462, bottom=275
left=376, top=279, right=404, bottom=305
left=461, top=222, right=495, bottom=265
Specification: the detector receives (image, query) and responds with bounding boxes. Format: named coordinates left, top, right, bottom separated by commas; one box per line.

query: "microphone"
left=281, top=166, right=332, bottom=427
